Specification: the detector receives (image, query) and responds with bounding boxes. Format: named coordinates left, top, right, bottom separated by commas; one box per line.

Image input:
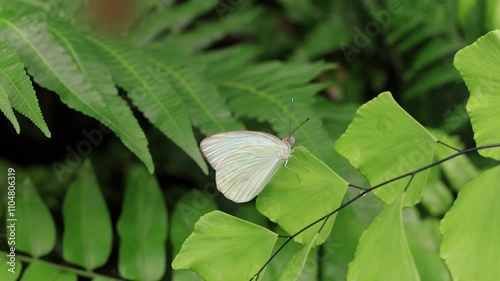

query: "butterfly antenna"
left=290, top=116, right=311, bottom=136
left=288, top=98, right=294, bottom=136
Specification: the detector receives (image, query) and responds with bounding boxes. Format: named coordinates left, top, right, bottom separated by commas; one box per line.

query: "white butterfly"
left=200, top=131, right=296, bottom=203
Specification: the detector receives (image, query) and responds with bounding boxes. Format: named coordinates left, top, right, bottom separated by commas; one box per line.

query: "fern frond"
left=86, top=35, right=207, bottom=174
left=48, top=19, right=154, bottom=173
left=165, top=7, right=262, bottom=51
left=202, top=45, right=261, bottom=80
left=383, top=1, right=464, bottom=100
left=0, top=42, right=50, bottom=136
left=215, top=61, right=338, bottom=166
left=405, top=62, right=460, bottom=99
left=0, top=13, right=105, bottom=108
left=0, top=84, right=19, bottom=133
left=146, top=46, right=245, bottom=136
left=130, top=0, right=214, bottom=46
left=405, top=39, right=462, bottom=79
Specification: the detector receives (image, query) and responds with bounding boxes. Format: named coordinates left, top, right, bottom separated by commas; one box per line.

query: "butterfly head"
left=282, top=135, right=295, bottom=146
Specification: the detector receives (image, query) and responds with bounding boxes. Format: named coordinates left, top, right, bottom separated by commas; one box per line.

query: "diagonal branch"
left=251, top=143, right=500, bottom=280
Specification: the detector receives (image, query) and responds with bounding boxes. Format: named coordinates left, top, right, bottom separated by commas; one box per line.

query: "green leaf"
left=62, top=160, right=112, bottom=270
left=456, top=0, right=477, bottom=28
left=278, top=231, right=318, bottom=281
left=21, top=261, right=76, bottom=281
left=16, top=178, right=56, bottom=257
left=257, top=146, right=348, bottom=246
left=321, top=205, right=367, bottom=281
left=146, top=46, right=245, bottom=135
left=403, top=210, right=451, bottom=281
left=440, top=165, right=500, bottom=281
left=170, top=190, right=216, bottom=257
left=454, top=29, right=500, bottom=160
left=86, top=36, right=207, bottom=174
left=0, top=255, right=22, bottom=280
left=347, top=194, right=420, bottom=281
left=117, top=165, right=168, bottom=281
left=485, top=0, right=500, bottom=30
left=48, top=20, right=154, bottom=173
left=0, top=83, right=19, bottom=133
left=0, top=16, right=105, bottom=136
left=421, top=167, right=453, bottom=216
left=172, top=270, right=203, bottom=281
left=172, top=211, right=278, bottom=281
left=171, top=188, right=212, bottom=281
left=335, top=91, right=437, bottom=206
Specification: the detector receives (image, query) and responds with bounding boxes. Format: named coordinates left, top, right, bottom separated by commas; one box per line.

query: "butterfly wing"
left=216, top=144, right=285, bottom=203
left=200, top=131, right=283, bottom=169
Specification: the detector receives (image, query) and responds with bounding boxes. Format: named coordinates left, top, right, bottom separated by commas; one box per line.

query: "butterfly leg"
left=289, top=154, right=309, bottom=172
left=284, top=158, right=301, bottom=183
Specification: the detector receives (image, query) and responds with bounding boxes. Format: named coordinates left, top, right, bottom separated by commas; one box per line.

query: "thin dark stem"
left=403, top=173, right=415, bottom=192
left=437, top=140, right=461, bottom=152
left=250, top=143, right=500, bottom=280
left=349, top=183, right=370, bottom=191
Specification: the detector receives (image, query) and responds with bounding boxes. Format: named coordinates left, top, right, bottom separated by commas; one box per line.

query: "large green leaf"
left=86, top=36, right=207, bottom=174
left=117, top=165, right=168, bottom=281
left=454, top=29, right=500, bottom=160
left=172, top=211, right=278, bottom=281
left=21, top=261, right=76, bottom=281
left=440, top=165, right=500, bottom=281
left=62, top=160, right=112, bottom=270
left=347, top=194, right=420, bottom=281
left=257, top=146, right=348, bottom=246
left=16, top=178, right=56, bottom=257
left=335, top=92, right=437, bottom=206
